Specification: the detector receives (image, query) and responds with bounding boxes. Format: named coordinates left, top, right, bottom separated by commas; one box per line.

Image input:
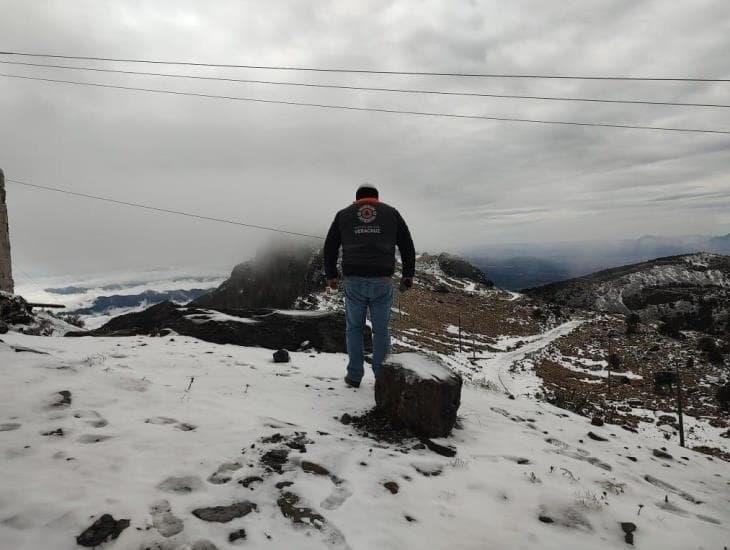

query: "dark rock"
left=0, top=320, right=7, bottom=334
left=539, top=515, right=554, bottom=524
left=192, top=501, right=257, bottom=523
left=51, top=390, right=72, bottom=407
left=621, top=522, right=637, bottom=545
left=41, top=428, right=64, bottom=437
left=717, top=383, right=730, bottom=411
left=285, top=440, right=307, bottom=453
left=261, top=449, right=290, bottom=473
left=239, top=476, right=263, bottom=488
left=433, top=283, right=450, bottom=294
left=228, top=529, right=247, bottom=543
left=652, top=449, right=673, bottom=460
left=422, top=438, right=457, bottom=457
left=627, top=456, right=638, bottom=462
left=413, top=463, right=443, bottom=477
left=349, top=408, right=415, bottom=443
left=588, top=431, right=608, bottom=442
left=273, top=349, right=290, bottom=363
left=0, top=293, right=34, bottom=325
left=67, top=301, right=363, bottom=353
left=340, top=413, right=353, bottom=425
left=275, top=481, right=294, bottom=489
left=384, top=481, right=399, bottom=494
left=301, top=461, right=330, bottom=476
left=277, top=491, right=325, bottom=528
left=76, top=514, right=130, bottom=547
left=591, top=417, right=605, bottom=427
left=404, top=514, right=417, bottom=523
left=261, top=433, right=284, bottom=444
left=375, top=354, right=462, bottom=438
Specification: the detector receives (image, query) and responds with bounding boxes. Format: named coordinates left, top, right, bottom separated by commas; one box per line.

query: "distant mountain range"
left=467, top=233, right=730, bottom=290
left=69, top=289, right=210, bottom=315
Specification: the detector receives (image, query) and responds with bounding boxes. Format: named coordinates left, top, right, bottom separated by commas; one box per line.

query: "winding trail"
left=481, top=320, right=583, bottom=396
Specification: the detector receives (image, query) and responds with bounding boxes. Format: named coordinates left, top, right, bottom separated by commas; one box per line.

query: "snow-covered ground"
left=1, top=332, right=728, bottom=550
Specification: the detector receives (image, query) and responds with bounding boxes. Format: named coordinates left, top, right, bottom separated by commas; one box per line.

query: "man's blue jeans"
left=344, top=276, right=394, bottom=383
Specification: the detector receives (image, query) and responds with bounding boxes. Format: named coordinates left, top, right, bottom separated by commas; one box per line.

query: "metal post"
left=458, top=313, right=462, bottom=353
left=676, top=358, right=688, bottom=448
left=0, top=168, right=14, bottom=294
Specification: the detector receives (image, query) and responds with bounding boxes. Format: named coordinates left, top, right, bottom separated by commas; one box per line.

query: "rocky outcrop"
left=525, top=253, right=730, bottom=333
left=375, top=353, right=462, bottom=438
left=437, top=254, right=493, bottom=287
left=0, top=292, right=33, bottom=325
left=66, top=301, right=368, bottom=353
left=192, top=246, right=325, bottom=310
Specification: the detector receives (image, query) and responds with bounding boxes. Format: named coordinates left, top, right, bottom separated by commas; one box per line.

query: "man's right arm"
left=323, top=213, right=341, bottom=282
left=396, top=210, right=416, bottom=285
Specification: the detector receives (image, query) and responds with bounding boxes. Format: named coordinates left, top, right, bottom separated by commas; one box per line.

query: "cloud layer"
left=1, top=0, right=729, bottom=276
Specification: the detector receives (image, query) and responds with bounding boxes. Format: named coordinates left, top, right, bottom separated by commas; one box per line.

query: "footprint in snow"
left=157, top=475, right=204, bottom=494
left=145, top=416, right=177, bottom=425
left=73, top=410, right=108, bottom=428
left=78, top=434, right=113, bottom=444
left=145, top=417, right=197, bottom=431
left=208, top=461, right=243, bottom=485
left=0, top=423, right=21, bottom=432
left=149, top=499, right=184, bottom=538
left=321, top=482, right=354, bottom=511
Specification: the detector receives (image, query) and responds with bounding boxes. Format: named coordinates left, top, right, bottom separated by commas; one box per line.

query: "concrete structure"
left=0, top=168, right=14, bottom=293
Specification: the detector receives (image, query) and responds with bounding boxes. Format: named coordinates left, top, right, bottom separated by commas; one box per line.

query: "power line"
left=6, top=179, right=325, bottom=240
left=1, top=50, right=728, bottom=82
left=2, top=72, right=729, bottom=136
left=3, top=59, right=729, bottom=109
left=14, top=263, right=48, bottom=296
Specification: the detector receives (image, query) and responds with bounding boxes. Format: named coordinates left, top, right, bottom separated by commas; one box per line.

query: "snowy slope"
left=1, top=333, right=728, bottom=550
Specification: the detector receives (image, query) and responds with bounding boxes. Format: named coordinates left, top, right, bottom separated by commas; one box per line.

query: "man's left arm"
left=396, top=210, right=416, bottom=287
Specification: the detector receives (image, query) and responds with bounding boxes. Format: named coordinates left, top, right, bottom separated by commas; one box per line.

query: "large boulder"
left=375, top=353, right=462, bottom=438
left=67, top=301, right=369, bottom=353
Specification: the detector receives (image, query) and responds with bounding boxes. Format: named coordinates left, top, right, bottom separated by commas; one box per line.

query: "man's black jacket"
left=323, top=199, right=415, bottom=279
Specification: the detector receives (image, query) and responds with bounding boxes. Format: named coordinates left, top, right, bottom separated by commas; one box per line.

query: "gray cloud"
left=1, top=0, right=729, bottom=277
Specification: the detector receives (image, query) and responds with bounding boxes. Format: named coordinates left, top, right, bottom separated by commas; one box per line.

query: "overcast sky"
left=1, top=0, right=729, bottom=278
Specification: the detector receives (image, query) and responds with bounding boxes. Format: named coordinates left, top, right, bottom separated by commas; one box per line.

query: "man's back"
left=324, top=196, right=415, bottom=281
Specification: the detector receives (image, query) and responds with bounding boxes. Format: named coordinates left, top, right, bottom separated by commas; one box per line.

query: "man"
left=323, top=184, right=416, bottom=388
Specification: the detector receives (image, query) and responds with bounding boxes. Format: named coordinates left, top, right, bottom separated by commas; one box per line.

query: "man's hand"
left=327, top=279, right=339, bottom=291
left=399, top=277, right=414, bottom=292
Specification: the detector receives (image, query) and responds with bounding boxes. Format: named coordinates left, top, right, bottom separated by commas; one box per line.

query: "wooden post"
left=676, top=358, right=688, bottom=448
left=458, top=313, right=462, bottom=353
left=0, top=168, right=14, bottom=294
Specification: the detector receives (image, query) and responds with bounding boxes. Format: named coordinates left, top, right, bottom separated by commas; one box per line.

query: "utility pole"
left=676, top=358, right=688, bottom=448
left=0, top=168, right=14, bottom=294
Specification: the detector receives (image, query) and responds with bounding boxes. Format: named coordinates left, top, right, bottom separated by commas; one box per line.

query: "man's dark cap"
left=356, top=184, right=379, bottom=200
